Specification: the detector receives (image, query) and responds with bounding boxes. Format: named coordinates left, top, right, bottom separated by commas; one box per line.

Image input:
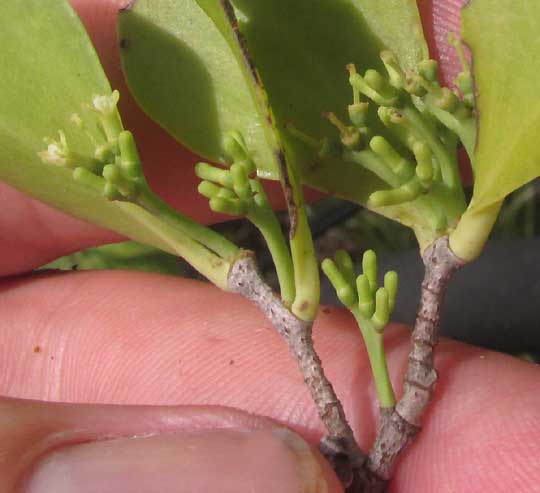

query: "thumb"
left=2, top=398, right=341, bottom=493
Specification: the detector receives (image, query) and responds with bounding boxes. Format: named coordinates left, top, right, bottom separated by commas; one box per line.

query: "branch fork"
left=367, top=236, right=466, bottom=482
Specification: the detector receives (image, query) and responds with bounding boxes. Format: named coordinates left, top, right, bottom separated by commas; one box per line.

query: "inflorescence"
left=39, top=90, right=146, bottom=202
left=323, top=249, right=398, bottom=408
left=195, top=132, right=296, bottom=306
left=290, top=37, right=474, bottom=235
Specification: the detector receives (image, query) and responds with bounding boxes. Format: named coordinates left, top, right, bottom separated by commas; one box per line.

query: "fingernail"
left=22, top=428, right=331, bottom=493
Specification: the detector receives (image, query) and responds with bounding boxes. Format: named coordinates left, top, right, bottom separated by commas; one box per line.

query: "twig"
left=367, top=236, right=465, bottom=483
left=228, top=253, right=369, bottom=486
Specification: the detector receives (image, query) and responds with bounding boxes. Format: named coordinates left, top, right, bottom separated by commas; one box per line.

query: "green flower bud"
left=209, top=196, right=247, bottom=216
left=384, top=271, right=398, bottom=313
left=348, top=102, right=369, bottom=128
left=419, top=59, right=439, bottom=82
left=72, top=166, right=104, bottom=192
left=335, top=249, right=355, bottom=286
left=356, top=274, right=375, bottom=318
left=231, top=162, right=251, bottom=199
left=404, top=72, right=427, bottom=97
left=349, top=71, right=398, bottom=107
left=103, top=163, right=136, bottom=199
left=435, top=87, right=459, bottom=112
left=118, top=130, right=142, bottom=178
left=198, top=180, right=221, bottom=200
left=103, top=181, right=121, bottom=201
left=195, top=162, right=234, bottom=188
left=412, top=141, right=433, bottom=187
left=380, top=50, right=404, bottom=89
left=322, top=258, right=357, bottom=309
left=372, top=287, right=390, bottom=331
left=362, top=250, right=377, bottom=293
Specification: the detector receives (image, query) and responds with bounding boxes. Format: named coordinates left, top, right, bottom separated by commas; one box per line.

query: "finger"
left=0, top=398, right=340, bottom=493
left=0, top=271, right=365, bottom=441
left=1, top=272, right=539, bottom=491
left=0, top=183, right=119, bottom=278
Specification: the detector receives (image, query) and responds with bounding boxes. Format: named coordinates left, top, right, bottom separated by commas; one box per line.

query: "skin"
left=1, top=0, right=540, bottom=491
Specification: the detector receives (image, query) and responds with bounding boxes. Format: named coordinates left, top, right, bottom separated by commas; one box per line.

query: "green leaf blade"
left=0, top=1, right=111, bottom=166
left=349, top=0, right=428, bottom=70
left=118, top=0, right=278, bottom=175
left=463, top=0, right=540, bottom=210
left=119, top=0, right=443, bottom=248
left=119, top=0, right=428, bottom=202
left=0, top=0, right=232, bottom=287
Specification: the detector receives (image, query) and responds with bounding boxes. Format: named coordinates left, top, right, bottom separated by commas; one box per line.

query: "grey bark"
left=366, top=237, right=465, bottom=482
left=228, top=253, right=368, bottom=486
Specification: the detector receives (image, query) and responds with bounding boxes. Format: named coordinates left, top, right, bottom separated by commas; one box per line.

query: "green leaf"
left=349, top=0, right=428, bottom=70
left=194, top=1, right=321, bottom=320
left=120, top=0, right=453, bottom=249
left=0, top=1, right=110, bottom=176
left=0, top=0, right=230, bottom=287
left=118, top=0, right=427, bottom=198
left=44, top=241, right=187, bottom=276
left=118, top=0, right=279, bottom=175
left=462, top=0, right=540, bottom=210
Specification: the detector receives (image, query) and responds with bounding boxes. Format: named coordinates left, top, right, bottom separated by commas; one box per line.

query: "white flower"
left=92, top=90, right=120, bottom=116
left=38, top=130, right=71, bottom=167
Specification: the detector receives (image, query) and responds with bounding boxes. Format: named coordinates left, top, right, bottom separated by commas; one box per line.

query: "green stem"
left=344, top=149, right=401, bottom=188
left=248, top=207, right=296, bottom=307
left=449, top=199, right=503, bottom=261
left=423, top=97, right=476, bottom=159
left=415, top=194, right=448, bottom=232
left=425, top=181, right=468, bottom=230
left=352, top=308, right=396, bottom=409
left=116, top=201, right=232, bottom=289
left=137, top=186, right=239, bottom=261
left=402, top=104, right=463, bottom=194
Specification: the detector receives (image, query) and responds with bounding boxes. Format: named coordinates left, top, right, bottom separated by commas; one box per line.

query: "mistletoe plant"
left=2, top=0, right=540, bottom=491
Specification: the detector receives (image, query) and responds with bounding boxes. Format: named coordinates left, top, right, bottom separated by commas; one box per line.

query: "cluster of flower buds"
left=197, top=131, right=296, bottom=306
left=39, top=90, right=145, bottom=203
left=295, top=36, right=474, bottom=216
left=196, top=131, right=271, bottom=220
left=323, top=249, right=398, bottom=407
left=322, top=249, right=397, bottom=332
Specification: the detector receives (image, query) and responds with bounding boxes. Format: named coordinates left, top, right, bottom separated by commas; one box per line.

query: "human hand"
left=1, top=1, right=540, bottom=492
